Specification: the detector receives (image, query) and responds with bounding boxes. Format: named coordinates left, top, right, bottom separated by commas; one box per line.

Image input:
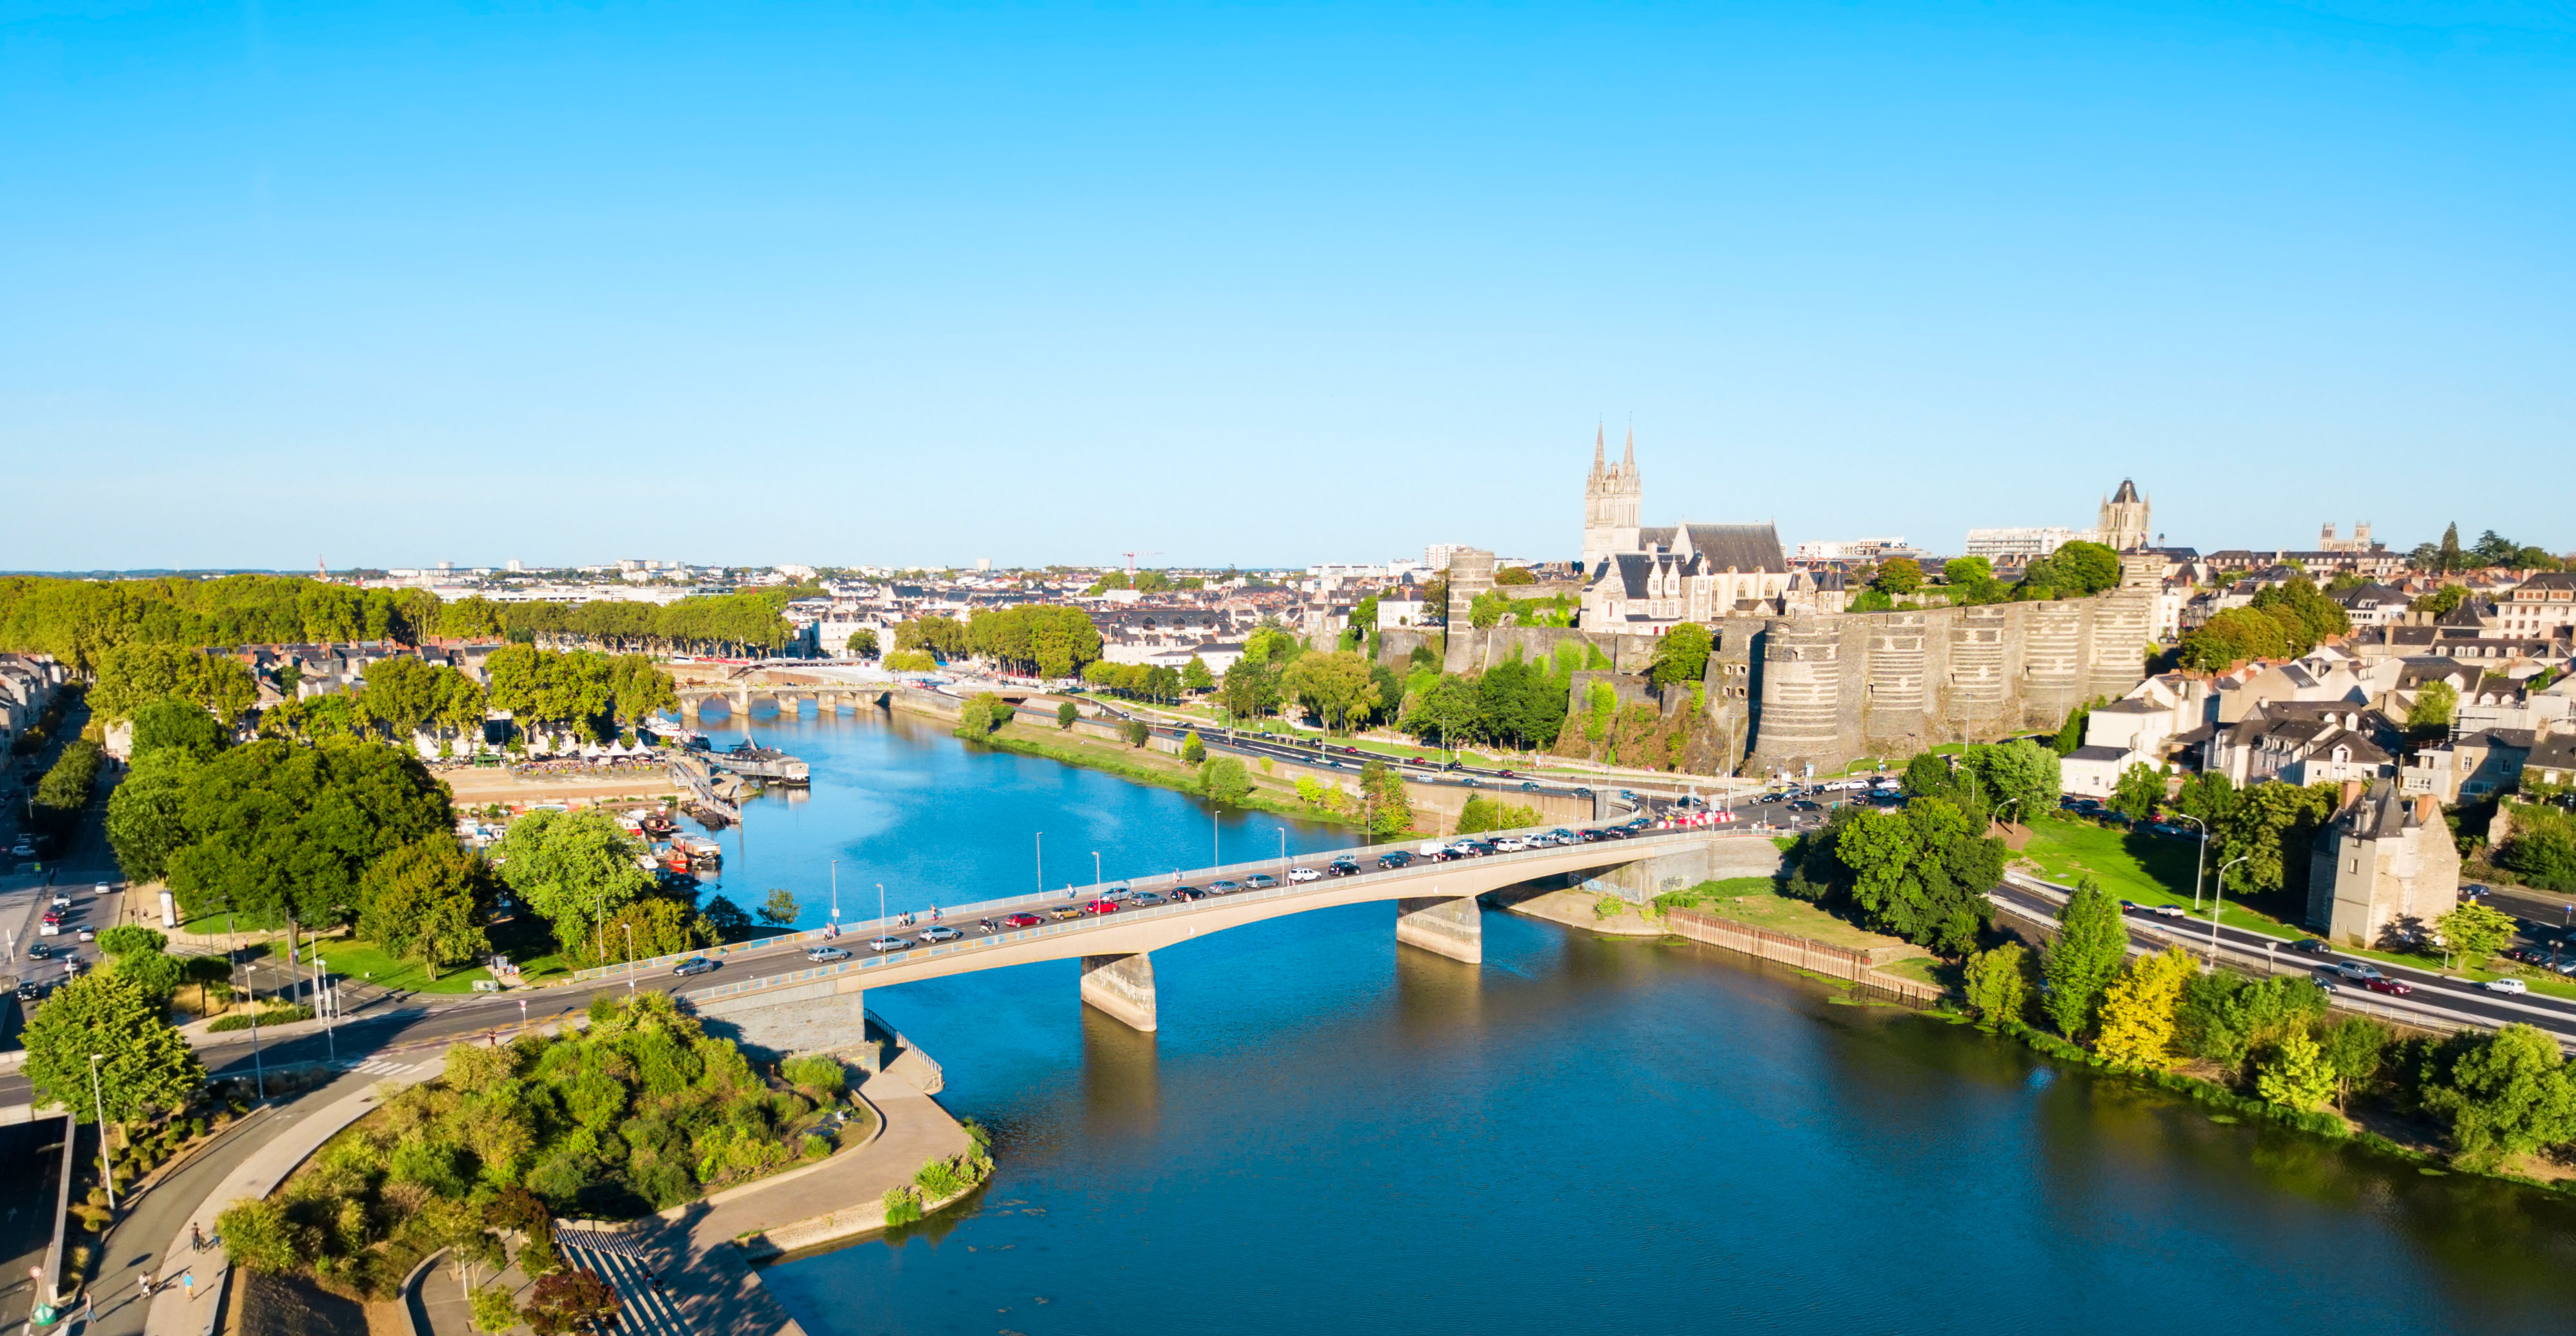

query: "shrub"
left=471, top=1284, right=521, bottom=1334
left=780, top=1054, right=846, bottom=1097
left=207, top=1004, right=316, bottom=1032
left=882, top=1184, right=924, bottom=1226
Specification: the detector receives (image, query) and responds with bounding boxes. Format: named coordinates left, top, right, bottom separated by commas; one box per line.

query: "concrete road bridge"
left=669, top=667, right=1041, bottom=721
left=671, top=826, right=1782, bottom=1048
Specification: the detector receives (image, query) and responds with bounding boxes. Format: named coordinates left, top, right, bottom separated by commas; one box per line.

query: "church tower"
left=1582, top=426, right=1643, bottom=573
left=2098, top=478, right=2149, bottom=552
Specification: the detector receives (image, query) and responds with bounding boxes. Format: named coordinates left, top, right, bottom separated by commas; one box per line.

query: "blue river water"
left=698, top=705, right=2576, bottom=1335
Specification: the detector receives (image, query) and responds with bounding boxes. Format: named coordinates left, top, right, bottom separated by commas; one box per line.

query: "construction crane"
left=1121, top=550, right=1162, bottom=579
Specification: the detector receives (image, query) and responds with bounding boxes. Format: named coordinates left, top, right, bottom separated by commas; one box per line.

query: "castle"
left=1416, top=435, right=2160, bottom=776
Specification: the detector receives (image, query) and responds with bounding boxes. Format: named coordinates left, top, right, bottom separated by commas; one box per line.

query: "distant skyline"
left=3, top=1, right=2569, bottom=572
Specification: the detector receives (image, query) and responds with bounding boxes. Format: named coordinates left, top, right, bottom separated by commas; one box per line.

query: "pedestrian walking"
left=139, top=1271, right=154, bottom=1297
left=192, top=1221, right=205, bottom=1251
left=183, top=1271, right=195, bottom=1300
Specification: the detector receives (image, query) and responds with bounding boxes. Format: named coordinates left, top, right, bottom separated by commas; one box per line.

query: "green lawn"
left=2014, top=818, right=2300, bottom=938
left=306, top=935, right=572, bottom=995
left=1665, top=878, right=1912, bottom=954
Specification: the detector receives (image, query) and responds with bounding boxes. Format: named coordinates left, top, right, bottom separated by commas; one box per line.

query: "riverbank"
left=969, top=719, right=1391, bottom=832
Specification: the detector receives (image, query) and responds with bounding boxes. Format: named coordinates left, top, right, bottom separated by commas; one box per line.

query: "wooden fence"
left=1665, top=908, right=1945, bottom=1004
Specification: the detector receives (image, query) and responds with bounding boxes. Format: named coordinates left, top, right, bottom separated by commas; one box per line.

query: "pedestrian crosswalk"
left=335, top=1057, right=424, bottom=1076
left=558, top=1236, right=694, bottom=1335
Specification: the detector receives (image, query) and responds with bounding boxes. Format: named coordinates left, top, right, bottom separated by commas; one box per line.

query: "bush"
left=471, top=1284, right=521, bottom=1334
left=883, top=1184, right=924, bottom=1226
left=206, top=1004, right=316, bottom=1032
left=780, top=1054, right=846, bottom=1097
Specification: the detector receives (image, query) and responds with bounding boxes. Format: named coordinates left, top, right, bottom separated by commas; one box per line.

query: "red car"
left=2360, top=976, right=2413, bottom=997
left=1085, top=899, right=1120, bottom=915
left=1000, top=912, right=1044, bottom=928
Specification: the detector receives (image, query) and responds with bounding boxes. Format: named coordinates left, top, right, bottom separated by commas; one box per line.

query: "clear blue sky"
left=3, top=1, right=2569, bottom=572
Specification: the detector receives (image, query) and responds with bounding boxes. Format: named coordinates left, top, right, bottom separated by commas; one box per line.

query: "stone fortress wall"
left=1388, top=553, right=2158, bottom=777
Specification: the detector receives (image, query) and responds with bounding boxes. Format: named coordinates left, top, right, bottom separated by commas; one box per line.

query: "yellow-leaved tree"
left=2093, top=946, right=2197, bottom=1069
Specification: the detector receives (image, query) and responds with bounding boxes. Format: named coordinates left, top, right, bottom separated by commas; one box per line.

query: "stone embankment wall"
left=1664, top=908, right=1944, bottom=1004
left=1579, top=836, right=1785, bottom=902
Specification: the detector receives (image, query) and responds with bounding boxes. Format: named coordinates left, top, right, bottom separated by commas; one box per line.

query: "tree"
left=1649, top=623, right=1713, bottom=690
left=494, top=811, right=655, bottom=953
left=2050, top=699, right=2096, bottom=756
left=758, top=888, right=803, bottom=930
left=1965, top=739, right=2059, bottom=824
left=2255, top=1031, right=2337, bottom=1112
left=2043, top=877, right=2128, bottom=1038
left=472, top=1284, right=523, bottom=1334
left=1962, top=943, right=2030, bottom=1026
left=1358, top=761, right=1412, bottom=838
left=2178, top=606, right=2296, bottom=670
left=357, top=837, right=494, bottom=979
left=2171, top=770, right=2237, bottom=827
left=523, top=1270, right=620, bottom=1335
left=1180, top=731, right=1207, bottom=765
left=166, top=738, right=454, bottom=928
left=2419, top=1024, right=2576, bottom=1170
left=1400, top=673, right=1481, bottom=748
left=1872, top=558, right=1924, bottom=596
left=2212, top=781, right=2337, bottom=900
left=843, top=628, right=881, bottom=660
left=2499, top=803, right=2576, bottom=892
left=130, top=697, right=229, bottom=761
left=2317, top=1015, right=2390, bottom=1107
left=589, top=896, right=706, bottom=966
left=1182, top=656, right=1214, bottom=692
left=90, top=644, right=259, bottom=725
left=701, top=894, right=752, bottom=939
left=105, top=747, right=200, bottom=884
left=2109, top=763, right=2166, bottom=823
left=953, top=692, right=1012, bottom=737
left=1056, top=701, right=1078, bottom=730
left=1220, top=657, right=1283, bottom=721
left=1123, top=719, right=1150, bottom=748
left=2093, top=946, right=2195, bottom=1068
left=2409, top=584, right=2468, bottom=618
left=2176, top=972, right=2325, bottom=1069
left=883, top=649, right=938, bottom=673
left=1198, top=756, right=1251, bottom=805
left=2050, top=541, right=2122, bottom=595
left=2435, top=902, right=2516, bottom=970
left=1940, top=555, right=2001, bottom=605
left=1280, top=652, right=1378, bottom=733
left=1826, top=798, right=2000, bottom=956
left=2250, top=578, right=2350, bottom=652
left=21, top=973, right=205, bottom=1124
left=2409, top=680, right=2458, bottom=740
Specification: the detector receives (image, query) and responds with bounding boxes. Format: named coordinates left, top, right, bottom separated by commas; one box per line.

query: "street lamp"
left=829, top=859, right=840, bottom=926
left=87, top=1054, right=114, bottom=1210
left=1092, top=851, right=1102, bottom=890
left=517, top=998, right=528, bottom=1037
left=623, top=924, right=636, bottom=995
left=2210, top=855, right=2251, bottom=966
left=877, top=883, right=887, bottom=930
left=2172, top=812, right=2209, bottom=910
left=1034, top=832, right=1043, bottom=896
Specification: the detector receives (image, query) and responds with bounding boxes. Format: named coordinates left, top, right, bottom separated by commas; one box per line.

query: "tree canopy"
left=1826, top=798, right=2001, bottom=956
left=155, top=739, right=454, bottom=927
left=494, top=811, right=657, bottom=955
left=22, top=972, right=205, bottom=1124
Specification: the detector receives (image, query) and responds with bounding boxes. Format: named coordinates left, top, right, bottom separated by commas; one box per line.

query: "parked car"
left=807, top=946, right=852, bottom=962
left=1245, top=873, right=1278, bottom=889
left=2361, top=976, right=2414, bottom=997
left=868, top=935, right=912, bottom=952
left=920, top=924, right=964, bottom=941
left=1130, top=891, right=1165, bottom=906
left=1286, top=866, right=1322, bottom=883
left=1001, top=912, right=1045, bottom=928
left=670, top=957, right=719, bottom=976
left=2485, top=977, right=2530, bottom=995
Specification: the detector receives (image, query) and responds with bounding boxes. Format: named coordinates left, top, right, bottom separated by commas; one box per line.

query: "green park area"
left=1657, top=877, right=1912, bottom=955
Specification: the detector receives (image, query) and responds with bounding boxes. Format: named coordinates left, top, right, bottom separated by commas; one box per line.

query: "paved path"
left=136, top=1059, right=438, bottom=1336
left=683, top=1073, right=969, bottom=1255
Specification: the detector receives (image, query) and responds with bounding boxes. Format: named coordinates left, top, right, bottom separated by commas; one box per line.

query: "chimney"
left=2340, top=779, right=2363, bottom=811
left=2415, top=794, right=2439, bottom=824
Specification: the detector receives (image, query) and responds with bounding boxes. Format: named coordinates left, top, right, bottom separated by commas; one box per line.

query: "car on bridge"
left=1131, top=891, right=1165, bottom=906
left=807, top=946, right=852, bottom=962
left=1490, top=837, right=1527, bottom=852
left=1245, top=873, right=1278, bottom=888
left=1050, top=904, right=1085, bottom=920
left=1001, top=912, right=1045, bottom=928
left=670, top=957, right=719, bottom=977
left=1287, top=866, right=1322, bottom=883
left=2286, top=938, right=2332, bottom=956
left=1326, top=859, right=1362, bottom=877
left=1171, top=886, right=1205, bottom=901
left=867, top=936, right=912, bottom=952
left=1376, top=852, right=1414, bottom=869
left=921, top=925, right=964, bottom=941
left=1101, top=885, right=1134, bottom=902
left=1084, top=899, right=1122, bottom=915
left=2328, top=961, right=2385, bottom=983
left=1207, top=880, right=1242, bottom=894
left=2360, top=976, right=2414, bottom=997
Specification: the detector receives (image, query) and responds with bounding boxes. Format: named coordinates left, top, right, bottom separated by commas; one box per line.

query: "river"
left=695, top=704, right=2576, bottom=1335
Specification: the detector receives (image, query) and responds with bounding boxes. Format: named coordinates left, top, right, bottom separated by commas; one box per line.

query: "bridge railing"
left=674, top=823, right=1752, bottom=1007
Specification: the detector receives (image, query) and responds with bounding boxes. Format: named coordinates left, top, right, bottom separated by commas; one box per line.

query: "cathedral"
left=1577, top=430, right=1790, bottom=632
left=2098, top=479, right=2150, bottom=552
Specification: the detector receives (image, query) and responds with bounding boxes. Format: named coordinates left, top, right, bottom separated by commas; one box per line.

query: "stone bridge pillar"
left=1080, top=953, right=1158, bottom=1032
left=1395, top=895, right=1483, bottom=964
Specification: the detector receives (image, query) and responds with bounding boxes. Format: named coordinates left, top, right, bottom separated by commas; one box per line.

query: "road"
left=1991, top=877, right=2576, bottom=1044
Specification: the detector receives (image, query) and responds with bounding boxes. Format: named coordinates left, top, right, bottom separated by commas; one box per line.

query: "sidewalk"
left=141, top=1064, right=439, bottom=1336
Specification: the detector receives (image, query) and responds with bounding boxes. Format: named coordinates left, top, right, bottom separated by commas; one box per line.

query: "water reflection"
left=1077, top=1005, right=1159, bottom=1141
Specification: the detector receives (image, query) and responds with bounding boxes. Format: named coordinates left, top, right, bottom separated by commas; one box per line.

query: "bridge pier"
left=1080, top=952, right=1158, bottom=1032
left=1395, top=895, right=1483, bottom=964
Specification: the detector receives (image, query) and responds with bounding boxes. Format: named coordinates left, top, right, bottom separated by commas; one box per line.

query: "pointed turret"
left=1592, top=424, right=1606, bottom=477
left=1621, top=427, right=1636, bottom=477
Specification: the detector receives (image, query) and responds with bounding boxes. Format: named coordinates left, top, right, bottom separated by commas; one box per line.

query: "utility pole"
left=88, top=1055, right=114, bottom=1210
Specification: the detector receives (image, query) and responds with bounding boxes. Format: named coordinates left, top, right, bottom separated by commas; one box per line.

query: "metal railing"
left=677, top=824, right=1755, bottom=1006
